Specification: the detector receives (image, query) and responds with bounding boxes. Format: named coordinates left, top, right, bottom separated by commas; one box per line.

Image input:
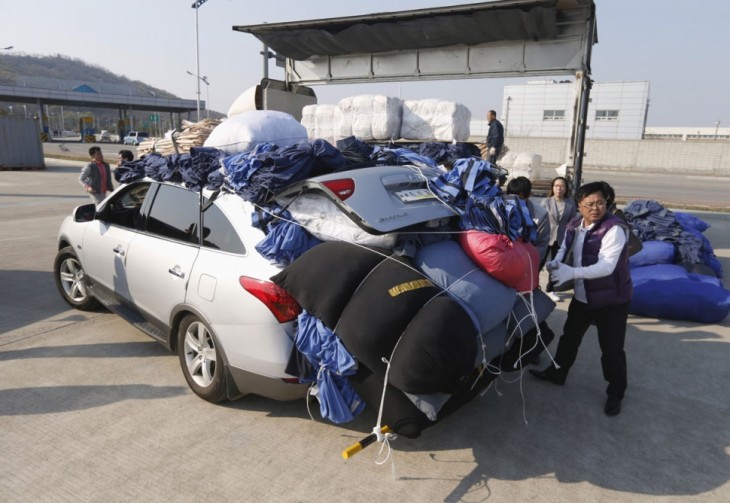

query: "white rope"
left=372, top=352, right=399, bottom=476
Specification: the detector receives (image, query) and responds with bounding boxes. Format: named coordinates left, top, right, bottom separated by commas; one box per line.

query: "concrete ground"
left=0, top=159, right=728, bottom=502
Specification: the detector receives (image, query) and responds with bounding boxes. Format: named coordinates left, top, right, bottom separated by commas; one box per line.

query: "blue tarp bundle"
left=428, top=158, right=535, bottom=240
left=428, top=157, right=501, bottom=208
left=254, top=207, right=322, bottom=267
left=418, top=142, right=481, bottom=166
left=371, top=147, right=437, bottom=169
left=178, top=147, right=226, bottom=191
left=629, top=248, right=729, bottom=323
left=674, top=212, right=723, bottom=278
left=221, top=140, right=346, bottom=203
left=624, top=200, right=722, bottom=277
left=629, top=240, right=677, bottom=268
left=335, top=136, right=375, bottom=167
left=113, top=147, right=225, bottom=191
left=295, top=310, right=365, bottom=424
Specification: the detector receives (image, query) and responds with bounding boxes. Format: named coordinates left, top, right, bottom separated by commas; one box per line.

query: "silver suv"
left=53, top=166, right=456, bottom=403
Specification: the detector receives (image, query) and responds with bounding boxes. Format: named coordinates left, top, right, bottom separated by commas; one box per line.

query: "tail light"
left=322, top=178, right=355, bottom=201
left=239, top=276, right=301, bottom=323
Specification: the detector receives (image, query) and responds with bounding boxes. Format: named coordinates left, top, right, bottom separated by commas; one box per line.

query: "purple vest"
left=564, top=213, right=633, bottom=308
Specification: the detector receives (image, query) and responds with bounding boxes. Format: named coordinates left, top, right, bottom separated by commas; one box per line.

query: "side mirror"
left=73, top=203, right=97, bottom=223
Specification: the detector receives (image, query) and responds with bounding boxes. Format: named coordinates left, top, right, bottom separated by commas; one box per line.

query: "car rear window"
left=202, top=203, right=245, bottom=254
left=146, top=185, right=200, bottom=243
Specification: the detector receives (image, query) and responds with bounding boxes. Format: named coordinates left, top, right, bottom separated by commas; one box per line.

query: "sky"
left=2, top=0, right=728, bottom=127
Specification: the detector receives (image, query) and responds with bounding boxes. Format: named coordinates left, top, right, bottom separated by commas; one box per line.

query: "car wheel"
left=178, top=314, right=227, bottom=403
left=53, top=246, right=99, bottom=311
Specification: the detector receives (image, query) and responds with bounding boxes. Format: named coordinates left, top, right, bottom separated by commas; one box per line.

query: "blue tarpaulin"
left=254, top=208, right=322, bottom=266
left=221, top=140, right=345, bottom=203
left=295, top=310, right=365, bottom=424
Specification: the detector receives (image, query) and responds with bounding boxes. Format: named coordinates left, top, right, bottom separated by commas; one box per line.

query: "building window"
left=543, top=110, right=565, bottom=121
left=596, top=109, right=619, bottom=121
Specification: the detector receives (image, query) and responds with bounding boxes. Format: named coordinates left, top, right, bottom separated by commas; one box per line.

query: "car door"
left=81, top=182, right=152, bottom=303
left=125, top=184, right=200, bottom=330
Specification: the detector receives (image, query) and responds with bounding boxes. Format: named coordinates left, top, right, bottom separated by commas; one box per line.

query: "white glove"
left=550, top=263, right=575, bottom=287
left=546, top=259, right=560, bottom=271
left=488, top=147, right=497, bottom=156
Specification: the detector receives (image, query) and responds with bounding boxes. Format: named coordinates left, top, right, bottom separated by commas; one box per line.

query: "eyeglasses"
left=581, top=200, right=607, bottom=209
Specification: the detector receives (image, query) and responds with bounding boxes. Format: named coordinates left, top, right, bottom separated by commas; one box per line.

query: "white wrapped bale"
left=288, top=193, right=398, bottom=249
left=336, top=96, right=354, bottom=140
left=337, top=94, right=401, bottom=141
left=203, top=110, right=308, bottom=155
left=227, top=86, right=258, bottom=118
left=401, top=99, right=438, bottom=140
left=401, top=99, right=471, bottom=142
left=301, top=104, right=317, bottom=140
left=372, top=95, right=402, bottom=140
left=433, top=101, right=471, bottom=142
left=351, top=95, right=375, bottom=140
left=314, top=104, right=339, bottom=145
left=509, top=153, right=543, bottom=179
left=301, top=104, right=339, bottom=144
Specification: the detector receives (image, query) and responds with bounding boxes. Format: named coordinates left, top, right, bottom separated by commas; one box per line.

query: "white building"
left=498, top=80, right=650, bottom=140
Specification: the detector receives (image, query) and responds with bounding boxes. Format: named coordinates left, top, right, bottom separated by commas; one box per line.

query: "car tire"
left=53, top=246, right=99, bottom=311
left=177, top=314, right=227, bottom=403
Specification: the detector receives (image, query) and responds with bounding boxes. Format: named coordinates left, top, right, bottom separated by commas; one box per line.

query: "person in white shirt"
left=529, top=181, right=633, bottom=416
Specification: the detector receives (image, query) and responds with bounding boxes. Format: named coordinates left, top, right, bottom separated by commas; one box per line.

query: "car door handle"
left=113, top=245, right=125, bottom=257
left=168, top=266, right=185, bottom=279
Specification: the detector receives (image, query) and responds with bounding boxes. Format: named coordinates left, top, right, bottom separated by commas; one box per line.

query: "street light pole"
left=191, top=0, right=211, bottom=122
left=186, top=71, right=210, bottom=118
left=202, top=76, right=210, bottom=118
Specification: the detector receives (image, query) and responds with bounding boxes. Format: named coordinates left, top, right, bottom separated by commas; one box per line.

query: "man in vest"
left=79, top=146, right=114, bottom=206
left=530, top=181, right=633, bottom=416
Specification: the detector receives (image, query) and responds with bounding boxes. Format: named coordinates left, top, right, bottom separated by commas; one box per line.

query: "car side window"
left=146, top=185, right=200, bottom=243
left=103, top=183, right=150, bottom=229
left=202, top=203, right=246, bottom=254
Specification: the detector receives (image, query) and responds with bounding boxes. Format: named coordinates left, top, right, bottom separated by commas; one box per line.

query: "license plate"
left=395, top=188, right=436, bottom=203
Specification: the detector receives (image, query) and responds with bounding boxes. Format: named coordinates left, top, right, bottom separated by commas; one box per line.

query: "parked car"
left=53, top=166, right=455, bottom=403
left=99, top=130, right=111, bottom=142
left=123, top=131, right=150, bottom=145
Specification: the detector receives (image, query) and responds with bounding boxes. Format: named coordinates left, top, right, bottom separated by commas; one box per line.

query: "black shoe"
left=604, top=396, right=622, bottom=416
left=529, top=366, right=566, bottom=385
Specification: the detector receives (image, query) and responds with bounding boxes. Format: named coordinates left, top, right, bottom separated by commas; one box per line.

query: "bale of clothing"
left=301, top=95, right=472, bottom=145
left=114, top=127, right=554, bottom=438
left=623, top=200, right=729, bottom=324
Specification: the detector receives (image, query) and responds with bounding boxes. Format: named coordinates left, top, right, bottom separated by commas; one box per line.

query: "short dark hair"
left=575, top=181, right=612, bottom=204
left=488, top=110, right=497, bottom=117
left=118, top=150, right=134, bottom=162
left=505, top=176, right=532, bottom=199
left=88, top=146, right=101, bottom=156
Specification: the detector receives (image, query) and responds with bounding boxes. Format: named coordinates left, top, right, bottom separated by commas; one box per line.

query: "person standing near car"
left=117, top=149, right=134, bottom=167
left=79, top=146, right=114, bottom=206
left=485, top=110, right=504, bottom=164
left=541, top=176, right=578, bottom=301
left=530, top=181, right=633, bottom=417
left=505, top=176, right=551, bottom=266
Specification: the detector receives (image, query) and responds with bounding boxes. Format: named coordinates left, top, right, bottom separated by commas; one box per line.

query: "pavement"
left=0, top=158, right=729, bottom=502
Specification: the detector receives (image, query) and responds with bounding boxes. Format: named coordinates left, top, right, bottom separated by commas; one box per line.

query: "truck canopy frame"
left=233, top=0, right=597, bottom=186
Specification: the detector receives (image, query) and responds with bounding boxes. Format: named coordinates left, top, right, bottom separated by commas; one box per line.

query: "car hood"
left=275, top=165, right=458, bottom=233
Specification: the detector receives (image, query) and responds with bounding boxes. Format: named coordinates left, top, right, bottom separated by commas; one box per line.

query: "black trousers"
left=553, top=298, right=630, bottom=399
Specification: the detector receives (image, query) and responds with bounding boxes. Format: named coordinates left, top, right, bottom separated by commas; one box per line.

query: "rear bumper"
left=227, top=365, right=308, bottom=401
